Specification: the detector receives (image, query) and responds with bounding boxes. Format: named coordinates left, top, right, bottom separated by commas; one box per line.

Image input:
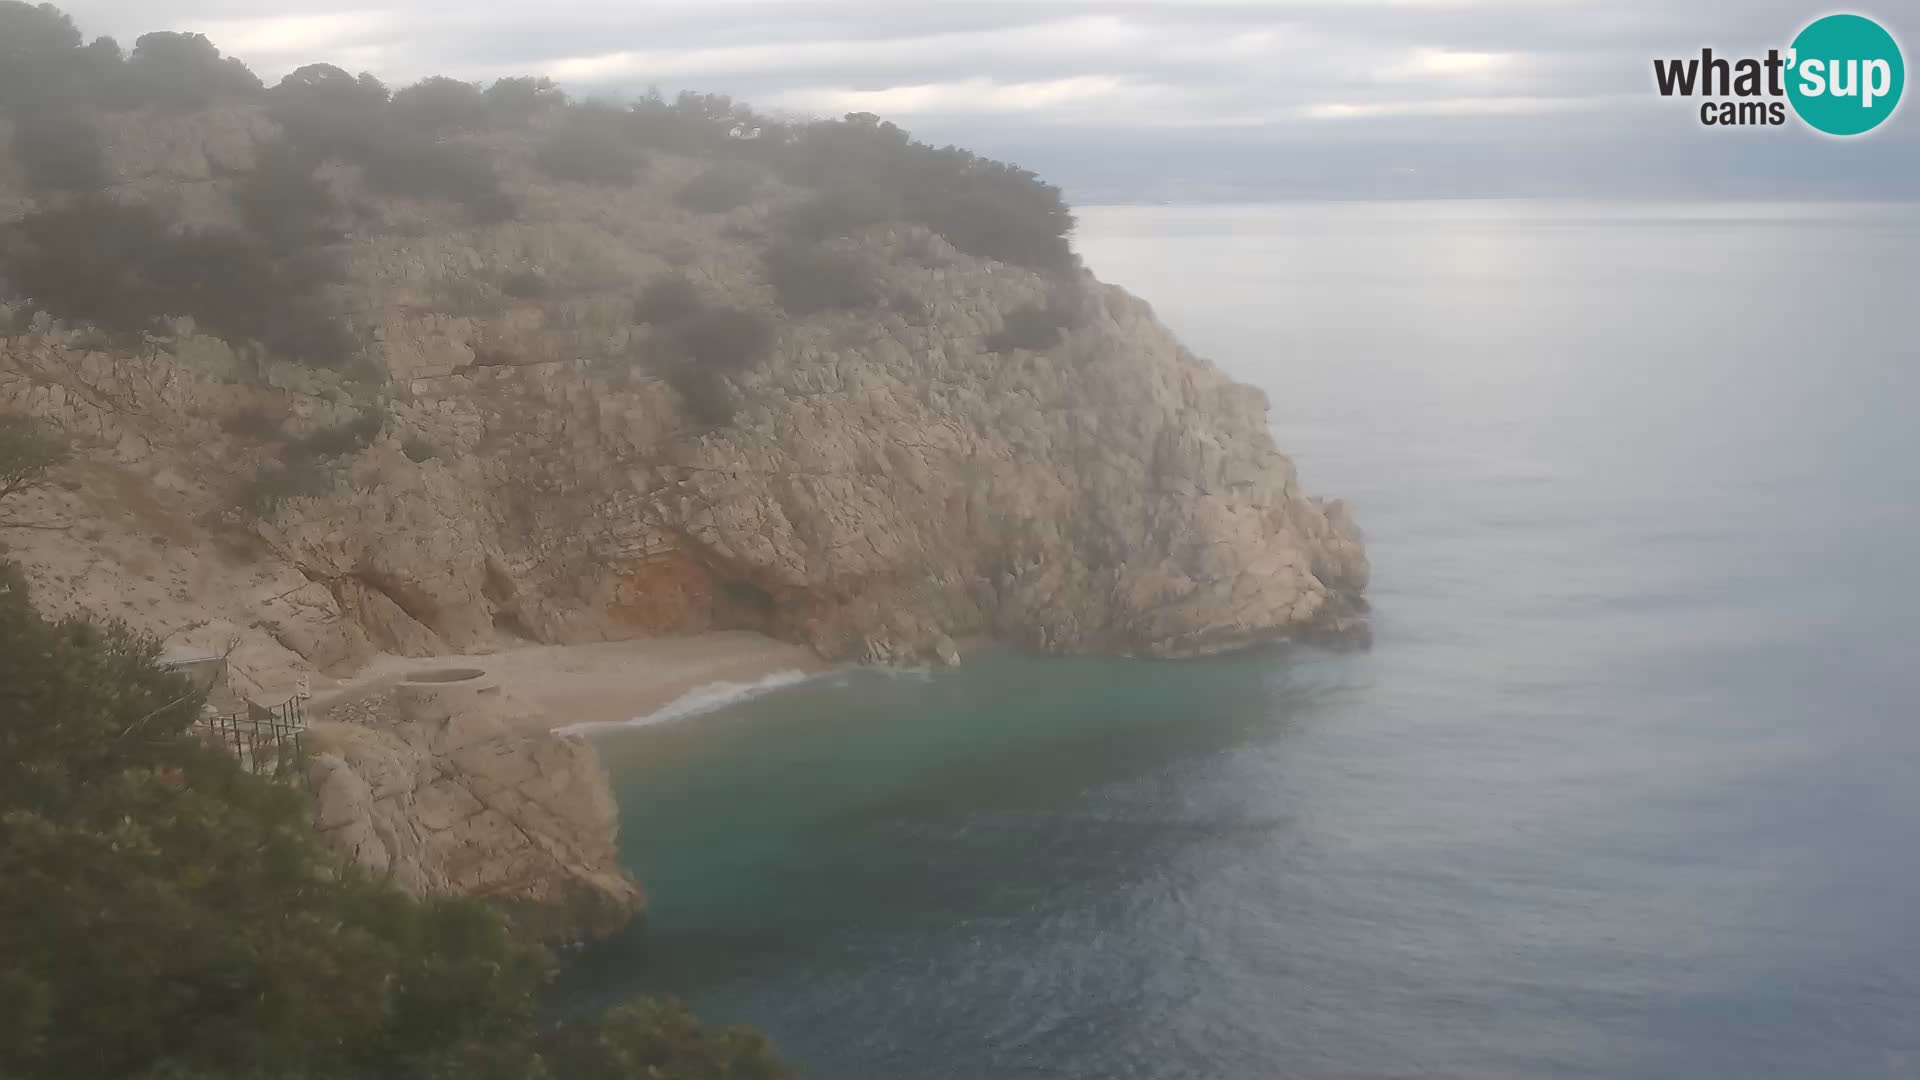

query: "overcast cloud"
left=51, top=0, right=1920, bottom=200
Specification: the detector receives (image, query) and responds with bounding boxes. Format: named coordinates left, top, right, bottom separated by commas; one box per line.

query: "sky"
left=53, top=0, right=1920, bottom=201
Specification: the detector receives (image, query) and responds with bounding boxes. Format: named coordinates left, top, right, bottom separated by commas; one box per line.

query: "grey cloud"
left=48, top=0, right=1920, bottom=199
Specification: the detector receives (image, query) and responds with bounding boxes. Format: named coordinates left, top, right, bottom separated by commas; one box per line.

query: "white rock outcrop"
left=305, top=674, right=642, bottom=942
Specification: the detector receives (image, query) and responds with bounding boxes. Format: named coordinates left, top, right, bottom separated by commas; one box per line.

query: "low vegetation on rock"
left=1, top=0, right=1077, bottom=409
left=535, top=109, right=649, bottom=186
left=0, top=197, right=357, bottom=366
left=634, top=274, right=706, bottom=325
left=0, top=415, right=65, bottom=527
left=986, top=300, right=1080, bottom=353
left=675, top=161, right=762, bottom=213
left=764, top=241, right=879, bottom=315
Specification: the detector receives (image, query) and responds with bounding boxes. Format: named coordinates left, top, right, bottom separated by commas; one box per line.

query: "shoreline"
left=315, top=631, right=826, bottom=736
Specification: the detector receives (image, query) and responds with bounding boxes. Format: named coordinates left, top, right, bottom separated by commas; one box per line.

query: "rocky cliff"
left=0, top=104, right=1366, bottom=686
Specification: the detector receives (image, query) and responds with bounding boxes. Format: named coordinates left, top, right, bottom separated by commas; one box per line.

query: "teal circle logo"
left=1786, top=14, right=1905, bottom=135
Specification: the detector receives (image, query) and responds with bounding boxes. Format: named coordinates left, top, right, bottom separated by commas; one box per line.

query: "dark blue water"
left=574, top=202, right=1920, bottom=1078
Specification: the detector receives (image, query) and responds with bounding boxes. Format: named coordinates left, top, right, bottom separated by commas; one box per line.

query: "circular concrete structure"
left=394, top=667, right=502, bottom=724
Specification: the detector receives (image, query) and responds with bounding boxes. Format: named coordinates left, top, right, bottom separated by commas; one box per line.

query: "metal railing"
left=162, top=655, right=310, bottom=777
left=196, top=697, right=307, bottom=777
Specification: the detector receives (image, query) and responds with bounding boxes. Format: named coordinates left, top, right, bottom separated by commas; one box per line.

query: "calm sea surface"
left=570, top=202, right=1920, bottom=1078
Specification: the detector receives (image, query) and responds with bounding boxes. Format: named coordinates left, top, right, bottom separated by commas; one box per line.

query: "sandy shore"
left=317, top=631, right=824, bottom=735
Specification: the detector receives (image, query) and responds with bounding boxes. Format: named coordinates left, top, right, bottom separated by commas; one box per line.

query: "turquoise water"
left=572, top=202, right=1920, bottom=1078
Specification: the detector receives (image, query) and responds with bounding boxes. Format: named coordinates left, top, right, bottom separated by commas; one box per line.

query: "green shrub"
left=267, top=65, right=512, bottom=222
left=0, top=7, right=121, bottom=119
left=6, top=13, right=1084, bottom=272
left=667, top=366, right=737, bottom=427
left=292, top=409, right=383, bottom=460
left=119, top=30, right=260, bottom=111
left=232, top=456, right=331, bottom=514
left=675, top=161, right=760, bottom=213
left=542, top=999, right=789, bottom=1080
left=401, top=434, right=439, bottom=462
left=9, top=110, right=106, bottom=192
left=3, top=199, right=238, bottom=331
left=627, top=281, right=764, bottom=426
left=775, top=113, right=1075, bottom=270
left=390, top=75, right=485, bottom=132
left=0, top=2, right=83, bottom=73
left=764, top=241, right=876, bottom=315
left=359, top=134, right=516, bottom=222
left=482, top=76, right=567, bottom=125
left=233, top=140, right=342, bottom=252
left=888, top=289, right=929, bottom=324
left=267, top=63, right=389, bottom=162
left=777, top=185, right=900, bottom=242
left=1, top=199, right=359, bottom=369
left=633, top=274, right=703, bottom=325
left=535, top=114, right=646, bottom=186
left=0, top=416, right=68, bottom=517
left=986, top=301, right=1077, bottom=353
left=262, top=304, right=360, bottom=372
left=671, top=306, right=771, bottom=370
left=625, top=89, right=764, bottom=154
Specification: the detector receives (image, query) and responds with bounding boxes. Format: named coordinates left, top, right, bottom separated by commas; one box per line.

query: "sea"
left=565, top=201, right=1920, bottom=1079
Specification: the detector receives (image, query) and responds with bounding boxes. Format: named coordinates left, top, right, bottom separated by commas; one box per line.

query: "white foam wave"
left=559, top=669, right=817, bottom=733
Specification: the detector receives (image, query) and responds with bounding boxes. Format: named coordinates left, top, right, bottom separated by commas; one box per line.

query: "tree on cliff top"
left=0, top=2, right=82, bottom=104
left=0, top=533, right=788, bottom=1078
left=390, top=75, right=486, bottom=133
left=121, top=31, right=262, bottom=111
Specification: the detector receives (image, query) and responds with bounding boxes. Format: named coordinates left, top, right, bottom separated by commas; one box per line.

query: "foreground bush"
left=0, top=552, right=790, bottom=1080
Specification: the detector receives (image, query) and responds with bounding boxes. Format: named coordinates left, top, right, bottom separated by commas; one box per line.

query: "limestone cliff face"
left=306, top=675, right=641, bottom=943
left=0, top=105, right=1368, bottom=683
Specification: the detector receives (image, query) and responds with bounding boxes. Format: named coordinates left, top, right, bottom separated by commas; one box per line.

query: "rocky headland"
left=0, top=69, right=1366, bottom=938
